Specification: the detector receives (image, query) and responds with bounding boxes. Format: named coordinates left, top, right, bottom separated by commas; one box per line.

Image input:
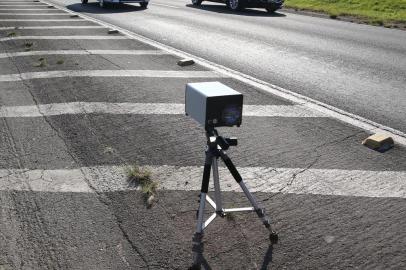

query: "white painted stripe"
left=0, top=70, right=225, bottom=82
left=1, top=165, right=405, bottom=198
left=48, top=0, right=406, bottom=146
left=0, top=25, right=104, bottom=29
left=0, top=8, right=56, bottom=10
left=151, top=3, right=180, bottom=9
left=0, top=102, right=324, bottom=118
left=0, top=12, right=70, bottom=15
left=0, top=5, right=47, bottom=6
left=0, top=50, right=168, bottom=58
left=0, top=35, right=126, bottom=41
left=0, top=19, right=82, bottom=21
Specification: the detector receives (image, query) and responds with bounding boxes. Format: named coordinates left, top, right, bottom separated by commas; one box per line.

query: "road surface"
left=53, top=0, right=406, bottom=134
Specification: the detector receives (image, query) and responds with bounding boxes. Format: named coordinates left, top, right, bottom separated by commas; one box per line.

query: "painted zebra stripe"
left=0, top=5, right=48, bottom=6
left=0, top=25, right=104, bottom=29
left=0, top=8, right=57, bottom=10
left=0, top=19, right=83, bottom=21
left=1, top=165, right=405, bottom=198
left=0, top=70, right=226, bottom=82
left=0, top=12, right=70, bottom=15
left=0, top=35, right=126, bottom=41
left=0, top=102, right=325, bottom=118
left=0, top=50, right=169, bottom=58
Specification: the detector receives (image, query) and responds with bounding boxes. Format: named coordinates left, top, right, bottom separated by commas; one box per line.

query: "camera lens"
left=222, top=105, right=241, bottom=126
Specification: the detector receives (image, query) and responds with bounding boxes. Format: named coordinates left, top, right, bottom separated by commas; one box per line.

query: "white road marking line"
left=0, top=12, right=70, bottom=15
left=151, top=3, right=180, bottom=9
left=1, top=165, right=405, bottom=199
left=0, top=5, right=47, bottom=6
left=0, top=35, right=126, bottom=41
left=0, top=25, right=104, bottom=29
left=0, top=102, right=325, bottom=118
left=0, top=8, right=55, bottom=10
left=0, top=50, right=169, bottom=58
left=0, top=19, right=83, bottom=21
left=43, top=0, right=406, bottom=146
left=0, top=70, right=226, bottom=82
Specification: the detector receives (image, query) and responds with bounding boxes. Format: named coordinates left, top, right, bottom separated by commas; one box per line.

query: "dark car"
left=191, top=0, right=284, bottom=13
left=81, top=0, right=149, bottom=9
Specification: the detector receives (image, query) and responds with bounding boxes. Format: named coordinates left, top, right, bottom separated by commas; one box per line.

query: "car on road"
left=191, top=0, right=284, bottom=13
left=81, top=0, right=149, bottom=9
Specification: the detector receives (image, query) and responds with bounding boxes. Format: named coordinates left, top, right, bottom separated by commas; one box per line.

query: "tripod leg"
left=220, top=151, right=278, bottom=244
left=212, top=157, right=224, bottom=215
left=191, top=152, right=213, bottom=269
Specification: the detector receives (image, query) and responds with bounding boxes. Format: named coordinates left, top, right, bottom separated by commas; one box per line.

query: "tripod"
left=190, top=128, right=278, bottom=269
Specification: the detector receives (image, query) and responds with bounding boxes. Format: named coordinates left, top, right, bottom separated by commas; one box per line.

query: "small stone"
left=324, top=235, right=335, bottom=244
left=177, top=59, right=195, bottom=66
left=146, top=195, right=155, bottom=208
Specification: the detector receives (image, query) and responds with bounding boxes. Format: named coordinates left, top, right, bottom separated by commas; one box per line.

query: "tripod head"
left=206, top=128, right=238, bottom=151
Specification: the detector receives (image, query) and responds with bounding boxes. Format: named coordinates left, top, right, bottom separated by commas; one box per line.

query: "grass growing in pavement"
left=285, top=0, right=406, bottom=26
left=126, top=164, right=158, bottom=208
left=33, top=57, right=47, bottom=67
left=56, top=59, right=64, bottom=65
left=24, top=42, right=34, bottom=51
left=7, top=32, right=16, bottom=37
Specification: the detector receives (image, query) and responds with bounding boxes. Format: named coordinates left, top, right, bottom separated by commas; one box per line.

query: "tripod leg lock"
left=255, top=208, right=265, bottom=218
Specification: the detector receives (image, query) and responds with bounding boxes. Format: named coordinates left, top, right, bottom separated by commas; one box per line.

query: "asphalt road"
left=50, top=0, right=406, bottom=133
left=1, top=1, right=406, bottom=269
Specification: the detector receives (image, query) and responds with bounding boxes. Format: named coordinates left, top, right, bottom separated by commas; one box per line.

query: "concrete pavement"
left=1, top=1, right=406, bottom=269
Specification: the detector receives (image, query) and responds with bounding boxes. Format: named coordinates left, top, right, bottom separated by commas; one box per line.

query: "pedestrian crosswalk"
left=0, top=0, right=405, bottom=205
left=1, top=0, right=406, bottom=268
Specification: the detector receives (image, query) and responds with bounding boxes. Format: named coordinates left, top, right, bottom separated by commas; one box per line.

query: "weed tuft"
left=33, top=57, right=47, bottom=67
left=56, top=59, right=64, bottom=65
left=24, top=42, right=34, bottom=48
left=7, top=32, right=16, bottom=37
left=126, top=164, right=158, bottom=208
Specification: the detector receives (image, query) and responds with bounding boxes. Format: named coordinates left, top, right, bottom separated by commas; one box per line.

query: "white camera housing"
left=185, top=81, right=243, bottom=130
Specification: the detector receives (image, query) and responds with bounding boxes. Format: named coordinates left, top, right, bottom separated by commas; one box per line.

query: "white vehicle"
left=81, top=0, right=149, bottom=9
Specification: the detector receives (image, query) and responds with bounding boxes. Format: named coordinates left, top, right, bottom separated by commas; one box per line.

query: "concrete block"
left=177, top=59, right=195, bottom=66
left=362, top=133, right=394, bottom=152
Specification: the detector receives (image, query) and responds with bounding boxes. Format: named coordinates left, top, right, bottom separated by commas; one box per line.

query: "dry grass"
left=33, top=57, right=47, bottom=67
left=126, top=164, right=158, bottom=208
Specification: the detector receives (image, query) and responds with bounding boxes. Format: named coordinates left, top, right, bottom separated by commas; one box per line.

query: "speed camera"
left=185, top=81, right=243, bottom=130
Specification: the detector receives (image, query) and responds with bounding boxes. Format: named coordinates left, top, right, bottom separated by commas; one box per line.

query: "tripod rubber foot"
left=189, top=264, right=201, bottom=270
left=269, top=232, right=279, bottom=244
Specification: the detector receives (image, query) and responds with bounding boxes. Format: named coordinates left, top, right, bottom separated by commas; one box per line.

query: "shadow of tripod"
left=260, top=245, right=274, bottom=270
